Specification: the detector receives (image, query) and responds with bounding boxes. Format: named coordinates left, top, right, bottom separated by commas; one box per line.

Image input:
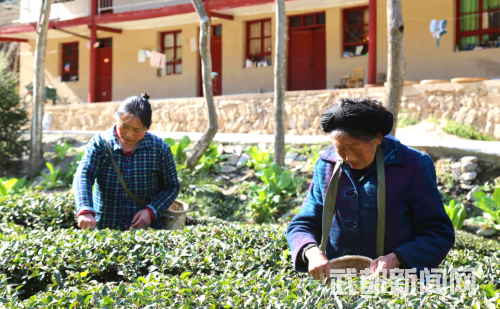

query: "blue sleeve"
left=147, top=143, right=180, bottom=218
left=73, top=135, right=103, bottom=215
left=393, top=154, right=455, bottom=273
left=286, top=159, right=326, bottom=272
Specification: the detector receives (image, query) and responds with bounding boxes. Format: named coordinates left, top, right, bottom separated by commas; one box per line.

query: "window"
left=456, top=0, right=500, bottom=51
left=289, top=12, right=326, bottom=28
left=97, top=38, right=112, bottom=48
left=61, top=42, right=78, bottom=82
left=245, top=19, right=272, bottom=68
left=343, top=6, right=369, bottom=57
left=213, top=25, right=222, bottom=37
left=161, top=31, right=182, bottom=75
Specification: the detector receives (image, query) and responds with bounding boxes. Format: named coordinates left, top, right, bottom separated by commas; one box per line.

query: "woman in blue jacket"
left=287, top=97, right=455, bottom=281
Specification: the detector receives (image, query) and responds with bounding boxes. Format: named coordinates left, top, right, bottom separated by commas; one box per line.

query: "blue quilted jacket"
left=287, top=135, right=455, bottom=274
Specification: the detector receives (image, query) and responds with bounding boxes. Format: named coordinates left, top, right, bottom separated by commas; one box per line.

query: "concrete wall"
left=19, top=0, right=500, bottom=103
left=43, top=80, right=500, bottom=140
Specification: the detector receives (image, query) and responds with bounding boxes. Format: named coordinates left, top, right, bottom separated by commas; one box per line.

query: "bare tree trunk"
left=385, top=0, right=405, bottom=136
left=12, top=44, right=20, bottom=72
left=273, top=0, right=286, bottom=167
left=29, top=0, right=52, bottom=177
left=186, top=0, right=218, bottom=170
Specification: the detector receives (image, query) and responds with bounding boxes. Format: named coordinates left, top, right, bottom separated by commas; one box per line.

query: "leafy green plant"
left=427, top=116, right=440, bottom=124
left=164, top=136, right=191, bottom=169
left=397, top=110, right=419, bottom=128
left=468, top=187, right=500, bottom=230
left=0, top=193, right=77, bottom=230
left=248, top=162, right=302, bottom=223
left=0, top=55, right=28, bottom=174
left=39, top=162, right=65, bottom=190
left=195, top=142, right=225, bottom=174
left=245, top=146, right=273, bottom=171
left=63, top=151, right=84, bottom=185
left=444, top=119, right=497, bottom=141
left=53, top=139, right=73, bottom=162
left=0, top=177, right=28, bottom=197
left=444, top=199, right=466, bottom=230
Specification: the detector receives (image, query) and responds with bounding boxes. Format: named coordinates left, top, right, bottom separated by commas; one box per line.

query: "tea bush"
left=1, top=226, right=500, bottom=307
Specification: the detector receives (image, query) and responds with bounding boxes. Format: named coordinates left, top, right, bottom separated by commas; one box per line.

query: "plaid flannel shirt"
left=73, top=127, right=180, bottom=230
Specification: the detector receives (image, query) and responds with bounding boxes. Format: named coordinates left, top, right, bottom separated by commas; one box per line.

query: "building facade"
left=0, top=0, right=499, bottom=104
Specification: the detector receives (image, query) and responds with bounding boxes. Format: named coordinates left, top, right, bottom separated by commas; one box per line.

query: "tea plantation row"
left=1, top=194, right=500, bottom=308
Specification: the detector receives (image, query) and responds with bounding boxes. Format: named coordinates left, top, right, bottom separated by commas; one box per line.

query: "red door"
left=289, top=29, right=314, bottom=90
left=313, top=27, right=326, bottom=90
left=288, top=13, right=326, bottom=91
left=199, top=25, right=222, bottom=96
left=96, top=45, right=112, bottom=102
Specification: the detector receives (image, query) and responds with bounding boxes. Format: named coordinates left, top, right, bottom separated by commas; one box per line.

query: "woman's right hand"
left=78, top=213, right=97, bottom=230
left=306, top=247, right=331, bottom=283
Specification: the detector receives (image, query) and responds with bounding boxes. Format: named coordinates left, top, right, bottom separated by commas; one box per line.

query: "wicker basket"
left=329, top=255, right=372, bottom=277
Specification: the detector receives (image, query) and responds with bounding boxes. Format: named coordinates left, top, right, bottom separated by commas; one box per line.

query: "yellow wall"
left=20, top=37, right=90, bottom=101
left=377, top=0, right=500, bottom=81
left=19, top=0, right=500, bottom=104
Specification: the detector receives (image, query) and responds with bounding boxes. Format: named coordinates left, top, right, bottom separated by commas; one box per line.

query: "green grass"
left=443, top=119, right=497, bottom=141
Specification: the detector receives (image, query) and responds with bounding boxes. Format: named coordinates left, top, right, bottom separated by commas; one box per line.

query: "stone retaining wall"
left=43, top=80, right=500, bottom=139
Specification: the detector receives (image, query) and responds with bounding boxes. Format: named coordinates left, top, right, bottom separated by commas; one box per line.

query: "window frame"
left=245, top=18, right=272, bottom=63
left=455, top=0, right=500, bottom=51
left=61, top=42, right=79, bottom=82
left=342, top=5, right=369, bottom=57
left=160, top=30, right=182, bottom=75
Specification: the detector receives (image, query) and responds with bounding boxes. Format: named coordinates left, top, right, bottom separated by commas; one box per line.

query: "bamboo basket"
left=329, top=255, right=372, bottom=277
left=162, top=200, right=188, bottom=231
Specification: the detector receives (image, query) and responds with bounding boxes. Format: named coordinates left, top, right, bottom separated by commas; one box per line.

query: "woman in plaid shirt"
left=74, top=94, right=180, bottom=230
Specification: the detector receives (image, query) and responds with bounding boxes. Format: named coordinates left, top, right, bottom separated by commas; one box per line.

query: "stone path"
left=42, top=130, right=500, bottom=164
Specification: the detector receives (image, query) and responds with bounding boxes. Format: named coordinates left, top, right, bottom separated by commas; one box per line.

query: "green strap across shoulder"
left=103, top=136, right=147, bottom=208
left=319, top=145, right=386, bottom=257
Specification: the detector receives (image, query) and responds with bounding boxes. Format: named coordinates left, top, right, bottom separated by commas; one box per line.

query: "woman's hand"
left=130, top=209, right=152, bottom=229
left=369, top=253, right=400, bottom=278
left=306, top=247, right=331, bottom=283
left=78, top=213, right=97, bottom=230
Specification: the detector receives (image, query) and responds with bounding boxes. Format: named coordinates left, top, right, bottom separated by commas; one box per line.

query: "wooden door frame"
left=287, top=11, right=326, bottom=91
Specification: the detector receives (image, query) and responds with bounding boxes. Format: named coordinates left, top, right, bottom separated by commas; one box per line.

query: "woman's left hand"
left=369, top=253, right=401, bottom=278
left=130, top=209, right=152, bottom=229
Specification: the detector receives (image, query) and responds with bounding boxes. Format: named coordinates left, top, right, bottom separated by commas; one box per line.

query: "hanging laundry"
left=138, top=49, right=146, bottom=63
left=160, top=53, right=166, bottom=69
left=429, top=19, right=447, bottom=47
left=150, top=51, right=163, bottom=68
left=145, top=50, right=152, bottom=58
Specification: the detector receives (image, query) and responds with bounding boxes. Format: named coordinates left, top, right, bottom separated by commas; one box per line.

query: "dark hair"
left=115, top=93, right=152, bottom=129
left=320, top=97, right=393, bottom=140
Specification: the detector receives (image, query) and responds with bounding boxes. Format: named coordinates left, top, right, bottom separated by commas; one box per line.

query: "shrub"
left=164, top=136, right=191, bottom=169
left=0, top=193, right=77, bottom=230
left=444, top=199, right=466, bottom=230
left=39, top=162, right=65, bottom=190
left=443, top=120, right=496, bottom=141
left=244, top=146, right=273, bottom=171
left=467, top=187, right=500, bottom=231
left=397, top=111, right=419, bottom=128
left=0, top=177, right=28, bottom=197
left=0, top=55, right=28, bottom=174
left=195, top=142, right=225, bottom=174
left=248, top=162, right=303, bottom=223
